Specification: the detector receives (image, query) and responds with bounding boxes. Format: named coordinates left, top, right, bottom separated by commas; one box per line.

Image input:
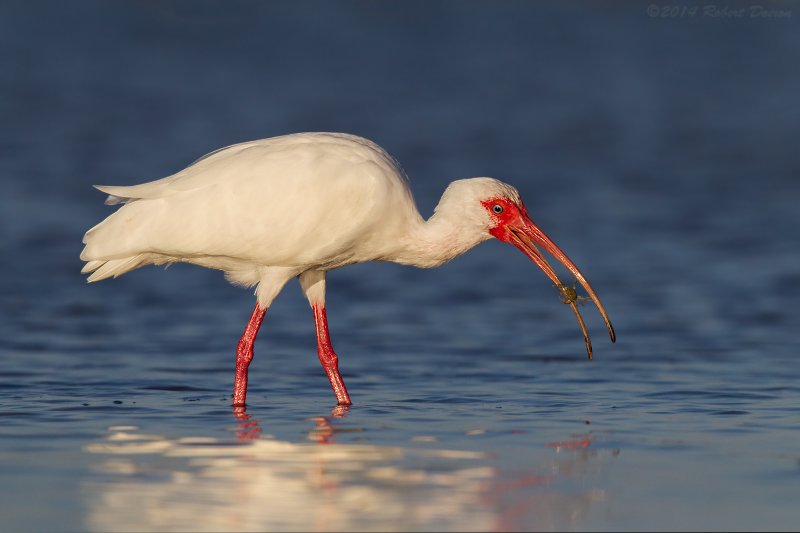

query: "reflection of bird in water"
left=81, top=133, right=614, bottom=407
left=231, top=407, right=262, bottom=442
left=233, top=405, right=352, bottom=444
left=84, top=412, right=614, bottom=532
left=305, top=406, right=354, bottom=444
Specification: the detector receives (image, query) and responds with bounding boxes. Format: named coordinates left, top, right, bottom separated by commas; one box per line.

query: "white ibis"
left=81, top=132, right=615, bottom=407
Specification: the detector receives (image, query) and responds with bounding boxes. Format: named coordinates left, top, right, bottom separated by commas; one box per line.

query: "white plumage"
left=81, top=132, right=614, bottom=407
left=82, top=133, right=507, bottom=304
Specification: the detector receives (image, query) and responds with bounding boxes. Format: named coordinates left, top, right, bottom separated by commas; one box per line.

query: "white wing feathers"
left=80, top=133, right=417, bottom=283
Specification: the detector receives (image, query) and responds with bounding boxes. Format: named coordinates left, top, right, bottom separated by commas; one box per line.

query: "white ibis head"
left=448, top=179, right=616, bottom=359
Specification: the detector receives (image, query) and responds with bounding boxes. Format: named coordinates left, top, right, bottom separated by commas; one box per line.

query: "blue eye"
left=492, top=205, right=503, bottom=214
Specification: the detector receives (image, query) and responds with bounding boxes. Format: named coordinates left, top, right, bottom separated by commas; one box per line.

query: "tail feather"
left=104, top=194, right=128, bottom=206
left=94, top=178, right=175, bottom=204
left=85, top=255, right=148, bottom=282
left=81, top=260, right=105, bottom=274
left=80, top=198, right=153, bottom=264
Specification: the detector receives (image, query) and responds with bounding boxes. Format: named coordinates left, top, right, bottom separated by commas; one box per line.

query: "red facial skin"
left=481, top=196, right=615, bottom=359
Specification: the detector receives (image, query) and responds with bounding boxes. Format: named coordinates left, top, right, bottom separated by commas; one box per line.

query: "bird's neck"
left=392, top=210, right=491, bottom=269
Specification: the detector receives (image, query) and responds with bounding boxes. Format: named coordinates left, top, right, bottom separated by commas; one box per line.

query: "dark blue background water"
left=2, top=2, right=799, bottom=531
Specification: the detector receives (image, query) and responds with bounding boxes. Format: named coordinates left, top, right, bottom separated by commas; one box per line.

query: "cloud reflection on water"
left=83, top=409, right=611, bottom=532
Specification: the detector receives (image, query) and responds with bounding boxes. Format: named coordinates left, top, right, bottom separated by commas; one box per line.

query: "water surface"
left=1, top=2, right=799, bottom=531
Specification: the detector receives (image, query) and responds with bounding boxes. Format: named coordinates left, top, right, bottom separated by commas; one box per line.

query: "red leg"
left=233, top=303, right=267, bottom=407
left=312, top=304, right=352, bottom=406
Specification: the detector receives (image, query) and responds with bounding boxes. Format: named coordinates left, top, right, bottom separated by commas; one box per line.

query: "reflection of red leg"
left=312, top=304, right=352, bottom=406
left=233, top=303, right=267, bottom=407
left=230, top=406, right=261, bottom=441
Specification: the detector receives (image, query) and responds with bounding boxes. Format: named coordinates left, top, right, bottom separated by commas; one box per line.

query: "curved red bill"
left=503, top=216, right=615, bottom=360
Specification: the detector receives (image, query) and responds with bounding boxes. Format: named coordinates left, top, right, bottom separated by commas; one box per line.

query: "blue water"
left=2, top=2, right=800, bottom=531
